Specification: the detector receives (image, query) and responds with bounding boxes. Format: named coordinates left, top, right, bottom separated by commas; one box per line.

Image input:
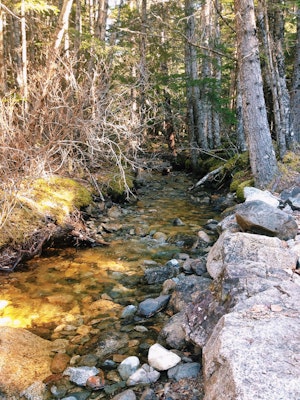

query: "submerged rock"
left=138, top=295, right=170, bottom=318
left=63, top=366, right=99, bottom=386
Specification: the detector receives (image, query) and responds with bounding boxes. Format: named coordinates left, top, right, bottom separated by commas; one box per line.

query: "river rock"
left=51, top=352, right=71, bottom=373
left=61, top=391, right=90, bottom=400
left=0, top=326, right=54, bottom=397
left=235, top=200, right=298, bottom=240
left=167, top=362, right=201, bottom=381
left=203, top=281, right=300, bottom=400
left=20, top=381, right=47, bottom=400
left=207, top=231, right=297, bottom=280
left=118, top=356, right=140, bottom=380
left=243, top=186, right=280, bottom=207
left=144, top=262, right=180, bottom=284
left=126, top=364, right=160, bottom=386
left=95, top=332, right=129, bottom=359
left=148, top=343, right=181, bottom=371
left=158, top=311, right=187, bottom=350
left=280, top=186, right=300, bottom=209
left=121, top=304, right=137, bottom=319
left=63, top=366, right=99, bottom=386
left=138, top=295, right=170, bottom=318
left=168, top=274, right=212, bottom=312
left=111, top=389, right=137, bottom=400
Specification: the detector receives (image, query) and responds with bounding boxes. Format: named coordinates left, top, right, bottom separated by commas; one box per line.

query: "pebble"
left=63, top=366, right=99, bottom=386
left=86, top=372, right=105, bottom=390
left=118, top=356, right=140, bottom=380
left=111, top=388, right=137, bottom=400
left=138, top=295, right=170, bottom=317
left=167, top=362, right=201, bottom=381
left=126, top=363, right=160, bottom=386
left=61, top=391, right=90, bottom=400
left=121, top=305, right=137, bottom=319
left=51, top=353, right=71, bottom=374
left=148, top=343, right=181, bottom=371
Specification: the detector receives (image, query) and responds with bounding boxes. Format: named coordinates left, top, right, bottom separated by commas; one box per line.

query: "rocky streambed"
left=0, top=171, right=220, bottom=400
left=0, top=173, right=300, bottom=400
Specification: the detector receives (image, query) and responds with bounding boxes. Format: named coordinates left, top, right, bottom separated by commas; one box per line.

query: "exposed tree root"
left=0, top=213, right=109, bottom=272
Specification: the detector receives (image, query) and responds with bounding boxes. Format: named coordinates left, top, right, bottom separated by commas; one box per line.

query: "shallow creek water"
left=0, top=172, right=218, bottom=395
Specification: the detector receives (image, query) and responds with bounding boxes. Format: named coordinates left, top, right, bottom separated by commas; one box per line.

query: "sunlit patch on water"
left=0, top=173, right=217, bottom=334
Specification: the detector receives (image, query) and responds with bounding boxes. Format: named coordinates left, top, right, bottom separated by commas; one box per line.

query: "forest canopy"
left=0, top=0, right=299, bottom=214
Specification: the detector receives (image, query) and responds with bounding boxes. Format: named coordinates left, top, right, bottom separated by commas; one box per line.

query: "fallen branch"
left=189, top=166, right=224, bottom=190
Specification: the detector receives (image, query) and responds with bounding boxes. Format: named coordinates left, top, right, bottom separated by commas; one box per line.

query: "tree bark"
left=185, top=0, right=208, bottom=169
left=0, top=5, right=5, bottom=95
left=235, top=0, right=278, bottom=188
left=291, top=5, right=300, bottom=143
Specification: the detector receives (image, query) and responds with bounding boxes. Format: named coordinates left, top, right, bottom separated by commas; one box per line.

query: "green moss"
left=281, top=151, right=300, bottom=172
left=0, top=176, right=93, bottom=247
left=236, top=179, right=254, bottom=202
left=95, top=168, right=135, bottom=201
left=224, top=151, right=250, bottom=173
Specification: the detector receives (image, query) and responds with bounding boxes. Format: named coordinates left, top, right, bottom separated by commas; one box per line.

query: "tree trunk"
left=257, top=0, right=292, bottom=158
left=291, top=5, right=300, bottom=143
left=20, top=0, right=28, bottom=111
left=235, top=0, right=278, bottom=188
left=0, top=5, right=5, bottom=95
left=185, top=0, right=208, bottom=169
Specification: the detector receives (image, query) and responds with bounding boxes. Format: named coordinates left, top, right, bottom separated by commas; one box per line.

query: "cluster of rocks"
left=1, top=182, right=300, bottom=400
left=184, top=186, right=300, bottom=399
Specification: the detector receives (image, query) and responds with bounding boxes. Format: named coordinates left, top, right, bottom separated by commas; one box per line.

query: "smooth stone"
left=63, top=366, right=99, bottom=386
left=51, top=353, right=71, bottom=374
left=111, top=388, right=137, bottom=400
left=148, top=343, right=181, bottom=371
left=118, top=356, right=140, bottom=380
left=121, top=305, right=137, bottom=319
left=61, top=391, right=90, bottom=400
left=126, top=364, right=160, bottom=386
left=167, top=362, right=201, bottom=381
left=138, top=295, right=170, bottom=318
left=244, top=187, right=280, bottom=207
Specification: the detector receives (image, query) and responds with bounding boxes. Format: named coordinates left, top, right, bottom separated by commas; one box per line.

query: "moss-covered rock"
left=236, top=179, right=255, bottom=202
left=0, top=176, right=93, bottom=248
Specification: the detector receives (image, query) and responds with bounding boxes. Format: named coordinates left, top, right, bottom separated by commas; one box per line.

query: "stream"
left=0, top=171, right=219, bottom=399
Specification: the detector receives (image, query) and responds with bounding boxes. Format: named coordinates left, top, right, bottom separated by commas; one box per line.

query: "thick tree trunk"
left=257, top=0, right=293, bottom=157
left=291, top=6, right=300, bottom=143
left=235, top=0, right=278, bottom=188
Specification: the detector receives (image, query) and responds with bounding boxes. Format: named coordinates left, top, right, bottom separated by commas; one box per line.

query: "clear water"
left=0, top=172, right=217, bottom=338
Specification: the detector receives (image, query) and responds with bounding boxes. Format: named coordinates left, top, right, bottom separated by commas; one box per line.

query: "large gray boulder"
left=207, top=231, right=297, bottom=280
left=243, top=186, right=280, bottom=207
left=203, top=281, right=300, bottom=400
left=235, top=200, right=298, bottom=240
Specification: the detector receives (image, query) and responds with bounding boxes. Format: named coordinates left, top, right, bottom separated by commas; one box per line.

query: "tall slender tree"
left=235, top=0, right=278, bottom=188
left=291, top=3, right=300, bottom=143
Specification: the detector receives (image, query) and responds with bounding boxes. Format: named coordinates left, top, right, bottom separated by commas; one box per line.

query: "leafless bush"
left=0, top=53, right=155, bottom=238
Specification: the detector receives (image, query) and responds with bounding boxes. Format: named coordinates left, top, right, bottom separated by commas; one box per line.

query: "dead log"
left=189, top=166, right=224, bottom=190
